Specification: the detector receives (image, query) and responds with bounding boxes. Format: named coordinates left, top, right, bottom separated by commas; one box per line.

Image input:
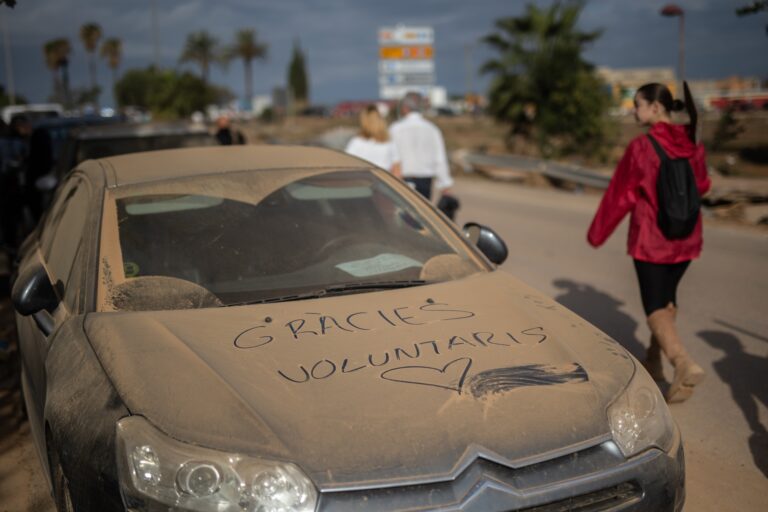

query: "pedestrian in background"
left=389, top=92, right=454, bottom=201
left=0, top=116, right=31, bottom=253
left=215, top=115, right=246, bottom=145
left=587, top=82, right=711, bottom=403
left=344, top=105, right=401, bottom=176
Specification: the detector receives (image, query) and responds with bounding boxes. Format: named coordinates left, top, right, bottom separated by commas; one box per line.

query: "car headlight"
left=607, top=366, right=676, bottom=458
left=116, top=416, right=317, bottom=512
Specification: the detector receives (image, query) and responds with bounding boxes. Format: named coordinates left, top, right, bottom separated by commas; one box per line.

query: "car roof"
left=94, top=145, right=373, bottom=188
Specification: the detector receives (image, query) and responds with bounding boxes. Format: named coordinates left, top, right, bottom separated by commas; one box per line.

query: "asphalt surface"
left=452, top=176, right=768, bottom=511
left=1, top=176, right=765, bottom=511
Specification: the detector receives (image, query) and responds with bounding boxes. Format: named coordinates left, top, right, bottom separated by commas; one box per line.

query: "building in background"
left=598, top=67, right=767, bottom=113
left=378, top=25, right=446, bottom=107
left=597, top=67, right=676, bottom=114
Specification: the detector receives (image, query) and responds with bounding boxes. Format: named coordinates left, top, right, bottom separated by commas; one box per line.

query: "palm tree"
left=100, top=38, right=122, bottom=92
left=43, top=38, right=72, bottom=103
left=79, top=22, right=102, bottom=92
left=180, top=31, right=218, bottom=84
left=481, top=2, right=605, bottom=155
left=287, top=39, right=308, bottom=106
left=223, top=29, right=268, bottom=106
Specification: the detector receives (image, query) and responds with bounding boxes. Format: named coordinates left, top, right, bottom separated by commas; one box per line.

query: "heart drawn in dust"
left=380, top=357, right=473, bottom=394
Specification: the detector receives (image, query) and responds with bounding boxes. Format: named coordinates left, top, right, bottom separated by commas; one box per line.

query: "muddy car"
left=12, top=146, right=683, bottom=511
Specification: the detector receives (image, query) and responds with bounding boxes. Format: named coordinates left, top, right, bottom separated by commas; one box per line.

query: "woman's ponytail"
left=637, top=82, right=698, bottom=141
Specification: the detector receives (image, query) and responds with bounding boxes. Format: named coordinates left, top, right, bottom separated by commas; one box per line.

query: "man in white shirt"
left=389, top=92, right=453, bottom=201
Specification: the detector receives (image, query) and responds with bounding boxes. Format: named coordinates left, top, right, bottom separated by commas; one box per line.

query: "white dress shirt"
left=344, top=136, right=400, bottom=172
left=389, top=112, right=453, bottom=190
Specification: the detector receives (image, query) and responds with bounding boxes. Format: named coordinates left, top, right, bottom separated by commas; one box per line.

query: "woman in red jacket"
left=587, top=83, right=711, bottom=403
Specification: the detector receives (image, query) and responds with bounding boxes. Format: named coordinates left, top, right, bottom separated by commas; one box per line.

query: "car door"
left=17, top=173, right=92, bottom=425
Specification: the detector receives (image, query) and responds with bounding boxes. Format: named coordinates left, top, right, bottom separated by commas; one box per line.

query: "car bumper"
left=316, top=430, right=684, bottom=512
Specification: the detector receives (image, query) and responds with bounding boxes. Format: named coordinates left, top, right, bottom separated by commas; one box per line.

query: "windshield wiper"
left=225, top=280, right=426, bottom=307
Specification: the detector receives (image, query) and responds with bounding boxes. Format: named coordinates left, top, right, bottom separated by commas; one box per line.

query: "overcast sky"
left=1, top=0, right=766, bottom=106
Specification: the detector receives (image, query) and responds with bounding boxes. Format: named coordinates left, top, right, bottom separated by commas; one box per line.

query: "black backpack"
left=647, top=134, right=701, bottom=240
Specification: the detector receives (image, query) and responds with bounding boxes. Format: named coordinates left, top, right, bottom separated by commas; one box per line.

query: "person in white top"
left=388, top=92, right=453, bottom=200
left=344, top=105, right=401, bottom=177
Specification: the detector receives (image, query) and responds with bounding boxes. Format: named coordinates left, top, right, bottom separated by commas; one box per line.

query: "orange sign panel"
left=379, top=46, right=434, bottom=60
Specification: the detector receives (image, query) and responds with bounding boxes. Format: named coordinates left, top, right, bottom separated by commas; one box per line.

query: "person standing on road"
left=587, top=83, right=711, bottom=403
left=389, top=92, right=453, bottom=201
left=215, top=115, right=246, bottom=145
left=344, top=105, right=401, bottom=177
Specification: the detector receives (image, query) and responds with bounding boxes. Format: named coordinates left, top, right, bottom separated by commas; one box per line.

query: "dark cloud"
left=1, top=0, right=765, bottom=106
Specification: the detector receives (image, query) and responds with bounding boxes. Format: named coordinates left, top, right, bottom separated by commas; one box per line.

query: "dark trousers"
left=404, top=177, right=433, bottom=200
left=633, top=259, right=691, bottom=316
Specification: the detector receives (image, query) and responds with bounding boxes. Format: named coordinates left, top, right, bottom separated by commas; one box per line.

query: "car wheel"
left=50, top=449, right=75, bottom=512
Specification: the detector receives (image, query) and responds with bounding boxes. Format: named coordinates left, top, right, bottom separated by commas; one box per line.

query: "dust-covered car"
left=12, top=146, right=684, bottom=512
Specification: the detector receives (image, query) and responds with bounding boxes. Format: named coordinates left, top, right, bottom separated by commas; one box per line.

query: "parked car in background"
left=54, top=122, right=217, bottom=180
left=13, top=146, right=684, bottom=512
left=1, top=103, right=63, bottom=125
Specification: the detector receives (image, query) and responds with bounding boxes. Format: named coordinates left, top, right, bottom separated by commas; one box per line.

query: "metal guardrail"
left=462, top=153, right=611, bottom=189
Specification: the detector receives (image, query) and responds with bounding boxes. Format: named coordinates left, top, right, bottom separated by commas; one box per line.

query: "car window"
left=100, top=169, right=484, bottom=311
left=41, top=177, right=90, bottom=298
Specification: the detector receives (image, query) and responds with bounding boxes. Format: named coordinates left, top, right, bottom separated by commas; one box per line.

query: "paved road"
left=1, top=177, right=765, bottom=511
left=453, top=176, right=768, bottom=511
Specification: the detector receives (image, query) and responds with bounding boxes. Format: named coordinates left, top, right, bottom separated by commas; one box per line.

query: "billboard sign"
left=379, top=46, right=433, bottom=60
left=378, top=25, right=435, bottom=100
left=379, top=60, right=434, bottom=74
left=379, top=73, right=435, bottom=86
left=379, top=26, right=433, bottom=46
left=380, top=85, right=432, bottom=100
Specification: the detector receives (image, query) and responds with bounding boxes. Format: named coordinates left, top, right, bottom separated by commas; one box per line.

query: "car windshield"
left=99, top=169, right=484, bottom=311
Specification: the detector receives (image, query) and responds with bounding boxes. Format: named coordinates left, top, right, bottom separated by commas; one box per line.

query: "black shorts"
left=633, top=259, right=691, bottom=316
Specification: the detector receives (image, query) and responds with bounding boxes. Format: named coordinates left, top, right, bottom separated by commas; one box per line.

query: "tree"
left=710, top=107, right=745, bottom=152
left=79, top=22, right=102, bottom=94
left=0, top=84, right=26, bottom=107
left=180, top=31, right=219, bottom=85
left=481, top=1, right=609, bottom=157
left=43, top=38, right=71, bottom=105
left=287, top=39, right=309, bottom=106
left=223, top=29, right=268, bottom=106
left=115, top=67, right=233, bottom=119
left=736, top=1, right=767, bottom=34
left=100, top=38, right=122, bottom=94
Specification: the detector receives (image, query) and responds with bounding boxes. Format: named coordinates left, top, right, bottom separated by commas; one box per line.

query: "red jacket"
left=587, top=122, right=711, bottom=263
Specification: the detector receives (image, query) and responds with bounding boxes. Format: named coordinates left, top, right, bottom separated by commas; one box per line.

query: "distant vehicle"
left=54, top=122, right=217, bottom=180
left=13, top=145, right=684, bottom=512
left=708, top=91, right=768, bottom=111
left=29, top=115, right=124, bottom=172
left=299, top=105, right=330, bottom=117
left=1, top=103, right=63, bottom=125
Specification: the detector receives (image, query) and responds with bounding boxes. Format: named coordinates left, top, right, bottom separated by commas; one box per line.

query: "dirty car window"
left=101, top=170, right=483, bottom=310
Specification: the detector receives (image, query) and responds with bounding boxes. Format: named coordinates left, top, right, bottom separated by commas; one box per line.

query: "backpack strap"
left=646, top=134, right=668, bottom=162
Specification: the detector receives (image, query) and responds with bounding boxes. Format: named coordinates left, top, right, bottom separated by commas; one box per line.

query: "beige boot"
left=643, top=336, right=665, bottom=381
left=647, top=305, right=705, bottom=403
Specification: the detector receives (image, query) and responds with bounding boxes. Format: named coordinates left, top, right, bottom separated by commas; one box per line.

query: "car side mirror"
left=462, top=222, right=508, bottom=265
left=12, top=262, right=60, bottom=317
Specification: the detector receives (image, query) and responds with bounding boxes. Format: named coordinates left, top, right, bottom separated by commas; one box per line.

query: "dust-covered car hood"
left=84, top=271, right=635, bottom=490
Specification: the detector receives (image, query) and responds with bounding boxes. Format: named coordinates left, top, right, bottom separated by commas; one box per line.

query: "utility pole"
left=1, top=8, right=15, bottom=105
left=151, top=0, right=160, bottom=68
left=464, top=42, right=475, bottom=114
left=661, top=4, right=685, bottom=90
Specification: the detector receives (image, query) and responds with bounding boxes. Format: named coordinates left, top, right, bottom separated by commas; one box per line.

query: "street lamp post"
left=661, top=4, right=685, bottom=88
left=1, top=8, right=15, bottom=105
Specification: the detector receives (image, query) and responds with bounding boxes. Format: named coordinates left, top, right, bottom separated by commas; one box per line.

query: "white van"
left=2, top=103, right=63, bottom=125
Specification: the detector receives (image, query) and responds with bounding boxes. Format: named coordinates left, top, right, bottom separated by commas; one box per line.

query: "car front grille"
left=517, top=482, right=642, bottom=512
